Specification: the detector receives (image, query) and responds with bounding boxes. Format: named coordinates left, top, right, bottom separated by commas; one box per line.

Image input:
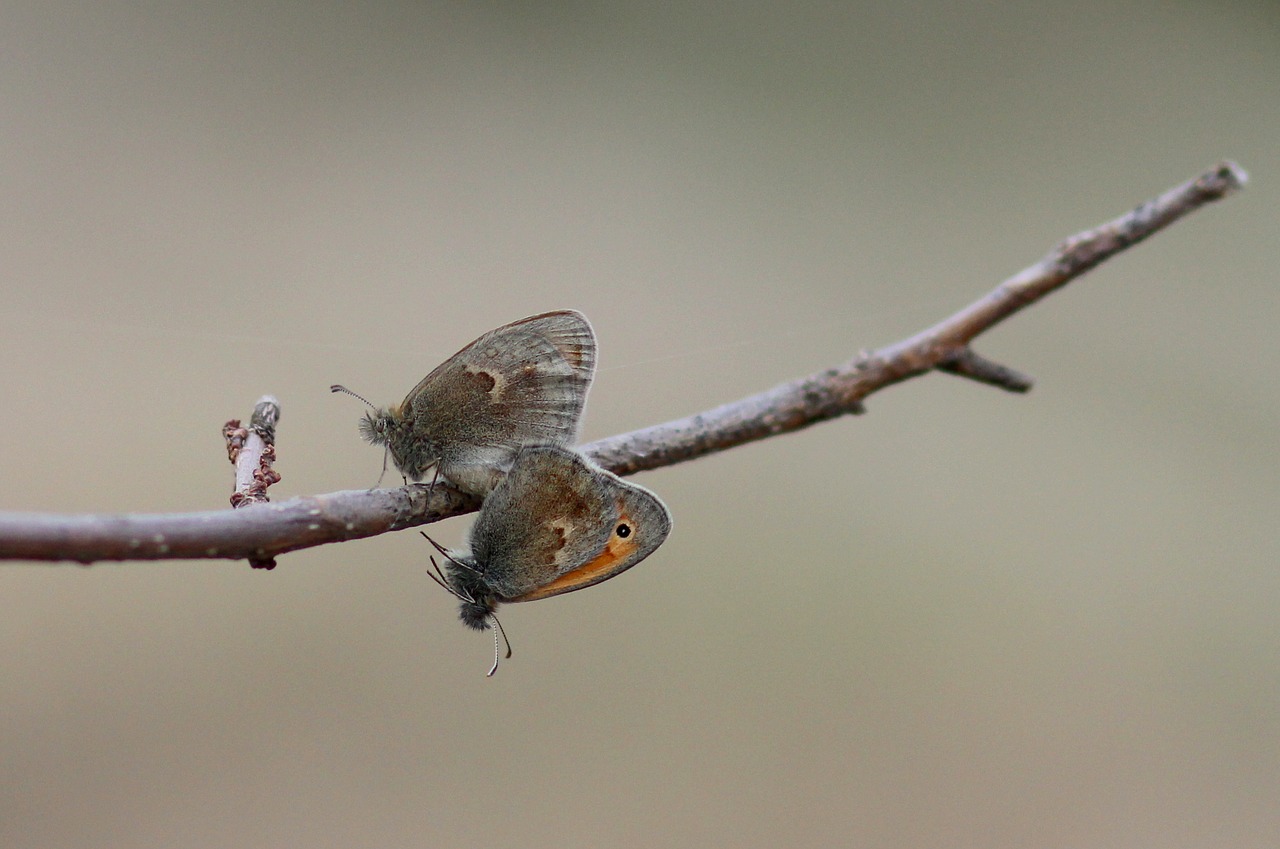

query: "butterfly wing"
left=469, top=445, right=672, bottom=603
left=505, top=310, right=596, bottom=383
left=401, top=310, right=596, bottom=491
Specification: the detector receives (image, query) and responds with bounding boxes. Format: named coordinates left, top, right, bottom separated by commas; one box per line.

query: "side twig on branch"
left=223, top=395, right=283, bottom=569
left=0, top=161, right=1248, bottom=565
left=224, top=395, right=283, bottom=510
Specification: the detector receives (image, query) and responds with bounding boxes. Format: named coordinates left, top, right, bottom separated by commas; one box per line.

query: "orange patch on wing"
left=514, top=512, right=641, bottom=602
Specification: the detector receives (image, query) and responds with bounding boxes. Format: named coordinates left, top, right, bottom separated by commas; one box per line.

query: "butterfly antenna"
left=330, top=384, right=376, bottom=409
left=487, top=612, right=513, bottom=677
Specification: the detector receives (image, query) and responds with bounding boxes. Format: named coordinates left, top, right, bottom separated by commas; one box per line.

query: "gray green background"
left=2, top=2, right=1277, bottom=846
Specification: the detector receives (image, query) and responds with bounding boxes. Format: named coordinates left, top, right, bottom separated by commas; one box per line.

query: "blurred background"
left=2, top=1, right=1277, bottom=846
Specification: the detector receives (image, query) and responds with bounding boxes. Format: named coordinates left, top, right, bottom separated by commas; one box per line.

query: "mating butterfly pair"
left=334, top=311, right=671, bottom=674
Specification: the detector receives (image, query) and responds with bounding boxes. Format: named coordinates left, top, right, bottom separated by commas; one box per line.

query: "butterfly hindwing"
left=467, top=445, right=672, bottom=603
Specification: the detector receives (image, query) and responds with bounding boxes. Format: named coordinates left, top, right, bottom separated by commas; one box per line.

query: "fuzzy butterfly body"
left=437, top=444, right=672, bottom=631
left=351, top=310, right=596, bottom=497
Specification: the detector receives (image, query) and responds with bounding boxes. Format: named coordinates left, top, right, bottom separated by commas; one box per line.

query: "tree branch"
left=0, top=161, right=1247, bottom=565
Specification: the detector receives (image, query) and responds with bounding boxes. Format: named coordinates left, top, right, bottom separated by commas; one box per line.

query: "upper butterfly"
left=333, top=310, right=596, bottom=497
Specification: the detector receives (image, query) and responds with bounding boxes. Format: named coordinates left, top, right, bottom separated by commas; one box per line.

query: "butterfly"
left=425, top=443, right=672, bottom=674
left=333, top=310, right=595, bottom=497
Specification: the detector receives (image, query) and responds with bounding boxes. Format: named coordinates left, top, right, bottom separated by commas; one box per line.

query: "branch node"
left=222, top=421, right=247, bottom=464
left=936, top=349, right=1034, bottom=393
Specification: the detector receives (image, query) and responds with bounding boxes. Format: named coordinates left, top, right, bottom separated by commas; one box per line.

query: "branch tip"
left=1207, top=160, right=1247, bottom=195
left=251, top=396, right=281, bottom=441
left=937, top=350, right=1034, bottom=393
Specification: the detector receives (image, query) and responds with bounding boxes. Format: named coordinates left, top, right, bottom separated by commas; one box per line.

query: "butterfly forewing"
left=405, top=311, right=594, bottom=448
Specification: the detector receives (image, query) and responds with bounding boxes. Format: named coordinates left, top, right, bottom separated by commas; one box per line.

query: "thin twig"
left=226, top=395, right=283, bottom=508
left=224, top=396, right=283, bottom=568
left=0, top=161, right=1247, bottom=565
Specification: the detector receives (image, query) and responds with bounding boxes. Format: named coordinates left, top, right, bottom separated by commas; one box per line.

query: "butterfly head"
left=357, top=407, right=395, bottom=446
left=422, top=535, right=499, bottom=630
left=444, top=556, right=500, bottom=631
left=356, top=404, right=440, bottom=482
